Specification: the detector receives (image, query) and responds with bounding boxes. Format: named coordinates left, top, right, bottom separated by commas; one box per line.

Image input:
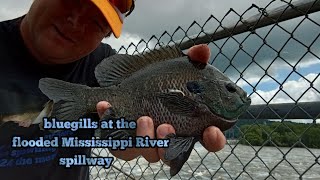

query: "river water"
left=90, top=142, right=320, bottom=179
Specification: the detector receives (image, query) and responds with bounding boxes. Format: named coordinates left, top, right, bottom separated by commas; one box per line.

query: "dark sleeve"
left=67, top=43, right=117, bottom=87
left=92, top=43, right=117, bottom=65
left=0, top=18, right=117, bottom=180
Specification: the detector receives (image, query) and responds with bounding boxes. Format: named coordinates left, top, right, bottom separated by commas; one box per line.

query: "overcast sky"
left=1, top=0, right=319, bottom=122
left=0, top=0, right=299, bottom=50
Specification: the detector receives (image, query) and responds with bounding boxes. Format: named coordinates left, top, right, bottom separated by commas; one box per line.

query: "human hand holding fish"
left=0, top=44, right=250, bottom=176
left=95, top=100, right=226, bottom=165
left=92, top=44, right=230, bottom=173
left=34, top=43, right=251, bottom=176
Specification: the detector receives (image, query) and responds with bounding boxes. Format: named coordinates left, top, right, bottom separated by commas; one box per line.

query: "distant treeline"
left=225, top=120, right=320, bottom=148
left=224, top=119, right=271, bottom=139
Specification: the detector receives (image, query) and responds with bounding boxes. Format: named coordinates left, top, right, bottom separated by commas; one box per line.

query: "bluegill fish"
left=38, top=46, right=251, bottom=176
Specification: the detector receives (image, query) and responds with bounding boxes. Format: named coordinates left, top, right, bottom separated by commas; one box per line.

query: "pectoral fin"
left=164, top=133, right=197, bottom=176
left=157, top=92, right=201, bottom=117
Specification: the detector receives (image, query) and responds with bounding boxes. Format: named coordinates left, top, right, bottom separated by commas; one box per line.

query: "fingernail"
left=209, top=127, right=218, bottom=142
left=158, top=127, right=169, bottom=137
left=138, top=117, right=150, bottom=129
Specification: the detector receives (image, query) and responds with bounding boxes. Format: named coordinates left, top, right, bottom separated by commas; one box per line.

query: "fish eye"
left=226, top=83, right=237, bottom=93
left=187, top=81, right=203, bottom=94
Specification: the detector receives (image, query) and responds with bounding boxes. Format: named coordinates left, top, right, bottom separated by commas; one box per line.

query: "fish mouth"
left=243, top=96, right=252, bottom=105
left=204, top=103, right=237, bottom=122
left=203, top=96, right=251, bottom=122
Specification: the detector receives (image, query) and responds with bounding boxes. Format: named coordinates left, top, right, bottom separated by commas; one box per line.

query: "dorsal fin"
left=94, top=46, right=184, bottom=87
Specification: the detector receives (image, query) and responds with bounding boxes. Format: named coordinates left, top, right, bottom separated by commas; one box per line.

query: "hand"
left=187, top=43, right=211, bottom=64
left=96, top=101, right=226, bottom=164
left=95, top=44, right=225, bottom=163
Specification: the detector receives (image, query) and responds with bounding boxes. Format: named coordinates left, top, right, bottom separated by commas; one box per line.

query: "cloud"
left=2, top=1, right=318, bottom=90
left=0, top=0, right=31, bottom=21
left=121, top=0, right=293, bottom=41
left=1, top=0, right=318, bottom=124
left=236, top=76, right=273, bottom=88
left=296, top=58, right=320, bottom=69
left=102, top=33, right=157, bottom=55
left=250, top=73, right=320, bottom=104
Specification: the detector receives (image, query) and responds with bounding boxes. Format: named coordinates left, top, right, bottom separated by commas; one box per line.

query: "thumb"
left=96, top=101, right=112, bottom=118
left=187, top=44, right=211, bottom=64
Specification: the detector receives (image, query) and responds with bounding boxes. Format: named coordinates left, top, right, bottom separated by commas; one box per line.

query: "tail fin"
left=38, top=78, right=90, bottom=121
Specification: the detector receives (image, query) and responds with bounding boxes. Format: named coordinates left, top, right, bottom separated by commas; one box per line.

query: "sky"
left=1, top=0, right=319, bottom=123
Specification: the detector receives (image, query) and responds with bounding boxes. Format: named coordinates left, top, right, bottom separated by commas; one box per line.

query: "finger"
left=96, top=101, right=112, bottom=118
left=109, top=148, right=139, bottom=161
left=202, top=126, right=226, bottom=152
left=136, top=116, right=160, bottom=163
left=156, top=124, right=176, bottom=166
left=187, top=44, right=211, bottom=64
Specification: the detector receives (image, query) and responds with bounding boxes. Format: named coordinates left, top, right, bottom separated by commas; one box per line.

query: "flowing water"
left=90, top=142, right=320, bottom=179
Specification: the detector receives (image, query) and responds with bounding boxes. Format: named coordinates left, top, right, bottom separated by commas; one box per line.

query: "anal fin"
left=164, top=134, right=198, bottom=176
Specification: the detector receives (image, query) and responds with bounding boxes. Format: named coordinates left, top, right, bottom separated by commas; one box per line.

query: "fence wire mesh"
left=90, top=0, right=320, bottom=179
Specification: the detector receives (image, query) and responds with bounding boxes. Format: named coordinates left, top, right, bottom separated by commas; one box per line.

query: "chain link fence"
left=90, top=0, right=320, bottom=179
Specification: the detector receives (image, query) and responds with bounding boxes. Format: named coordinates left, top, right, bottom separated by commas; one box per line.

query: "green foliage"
left=235, top=121, right=320, bottom=148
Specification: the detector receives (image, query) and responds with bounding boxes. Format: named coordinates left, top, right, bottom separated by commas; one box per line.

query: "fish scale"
left=38, top=46, right=251, bottom=177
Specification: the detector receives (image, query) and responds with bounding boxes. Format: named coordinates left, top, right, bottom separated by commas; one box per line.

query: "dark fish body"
left=39, top=46, right=251, bottom=176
